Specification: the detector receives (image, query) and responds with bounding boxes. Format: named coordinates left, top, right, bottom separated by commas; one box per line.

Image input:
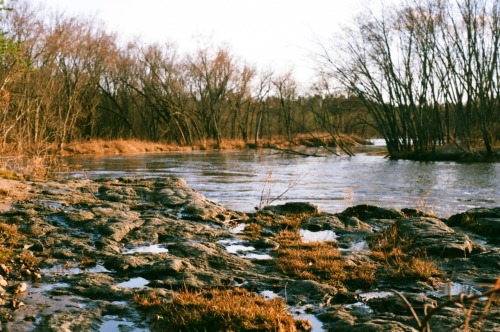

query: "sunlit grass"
left=275, top=230, right=376, bottom=289
left=370, top=223, right=442, bottom=280
left=0, top=168, right=20, bottom=180
left=134, top=287, right=309, bottom=332
left=0, top=222, right=26, bottom=264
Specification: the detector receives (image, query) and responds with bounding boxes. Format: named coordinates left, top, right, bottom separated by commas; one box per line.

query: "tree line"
left=1, top=0, right=497, bottom=159
left=0, top=0, right=371, bottom=156
left=321, top=0, right=499, bottom=158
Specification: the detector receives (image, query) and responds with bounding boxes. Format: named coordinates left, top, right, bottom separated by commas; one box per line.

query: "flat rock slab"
left=396, top=217, right=476, bottom=258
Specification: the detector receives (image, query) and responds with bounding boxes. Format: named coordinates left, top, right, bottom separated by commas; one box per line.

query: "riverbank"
left=390, top=146, right=500, bottom=163
left=0, top=135, right=369, bottom=158
left=0, top=176, right=498, bottom=331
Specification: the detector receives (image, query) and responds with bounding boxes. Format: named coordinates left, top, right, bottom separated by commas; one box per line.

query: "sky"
left=29, top=0, right=370, bottom=85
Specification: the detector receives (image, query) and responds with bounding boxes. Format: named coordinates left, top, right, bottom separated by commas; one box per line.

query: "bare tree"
left=320, top=0, right=499, bottom=159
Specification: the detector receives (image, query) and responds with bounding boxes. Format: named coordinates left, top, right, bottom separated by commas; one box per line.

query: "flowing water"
left=63, top=143, right=499, bottom=217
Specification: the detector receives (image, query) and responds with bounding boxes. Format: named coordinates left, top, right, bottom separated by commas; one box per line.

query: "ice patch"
left=116, top=277, right=149, bottom=288
left=261, top=290, right=279, bottom=300
left=359, top=291, right=393, bottom=301
left=229, top=223, right=248, bottom=234
left=290, top=306, right=325, bottom=332
left=122, top=244, right=169, bottom=254
left=299, top=229, right=337, bottom=243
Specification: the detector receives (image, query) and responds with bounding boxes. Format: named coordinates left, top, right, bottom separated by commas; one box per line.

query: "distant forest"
left=0, top=0, right=498, bottom=159
left=0, top=0, right=371, bottom=155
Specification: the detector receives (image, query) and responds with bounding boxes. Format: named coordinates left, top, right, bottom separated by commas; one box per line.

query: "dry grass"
left=254, top=213, right=311, bottom=230
left=394, top=275, right=500, bottom=332
left=0, top=169, right=20, bottom=180
left=19, top=251, right=40, bottom=268
left=243, top=223, right=263, bottom=237
left=0, top=223, right=25, bottom=247
left=0, top=222, right=26, bottom=264
left=134, top=288, right=308, bottom=332
left=61, top=139, right=191, bottom=155
left=78, top=255, right=97, bottom=268
left=62, top=138, right=254, bottom=156
left=0, top=248, right=13, bottom=264
left=370, top=223, right=442, bottom=281
left=0, top=155, right=69, bottom=180
left=275, top=230, right=376, bottom=289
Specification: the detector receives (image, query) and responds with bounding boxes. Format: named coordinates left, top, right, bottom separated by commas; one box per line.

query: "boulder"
left=263, top=202, right=320, bottom=215
left=396, top=217, right=477, bottom=258
left=447, top=208, right=500, bottom=243
left=338, top=205, right=405, bottom=221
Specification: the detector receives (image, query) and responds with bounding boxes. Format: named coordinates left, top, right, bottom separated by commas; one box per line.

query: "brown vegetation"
left=134, top=288, right=309, bottom=332
left=394, top=275, right=500, bottom=332
left=370, top=223, right=442, bottom=281
left=242, top=223, right=263, bottom=238
left=275, top=230, right=376, bottom=289
left=0, top=222, right=25, bottom=264
left=0, top=1, right=370, bottom=159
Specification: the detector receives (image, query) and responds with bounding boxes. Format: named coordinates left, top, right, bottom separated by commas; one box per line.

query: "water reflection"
left=63, top=149, right=499, bottom=217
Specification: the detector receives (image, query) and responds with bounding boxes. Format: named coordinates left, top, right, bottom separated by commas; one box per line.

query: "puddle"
left=111, top=301, right=129, bottom=306
left=344, top=302, right=374, bottom=314
left=299, top=230, right=337, bottom=243
left=226, top=244, right=255, bottom=254
left=39, top=200, right=75, bottom=211
left=218, top=239, right=273, bottom=260
left=475, top=239, right=488, bottom=246
left=242, top=253, right=273, bottom=260
left=233, top=280, right=248, bottom=287
left=100, top=315, right=149, bottom=332
left=122, top=244, right=169, bottom=254
left=116, top=277, right=149, bottom=288
left=229, top=223, right=248, bottom=234
left=42, top=264, right=110, bottom=275
left=218, top=239, right=256, bottom=254
left=260, top=290, right=279, bottom=300
left=359, top=291, right=393, bottom=301
left=432, top=282, right=482, bottom=297
left=48, top=214, right=72, bottom=228
left=29, top=283, right=71, bottom=294
left=340, top=241, right=368, bottom=252
left=290, top=307, right=325, bottom=332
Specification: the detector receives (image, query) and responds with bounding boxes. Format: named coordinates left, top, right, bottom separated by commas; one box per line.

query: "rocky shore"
left=0, top=177, right=498, bottom=331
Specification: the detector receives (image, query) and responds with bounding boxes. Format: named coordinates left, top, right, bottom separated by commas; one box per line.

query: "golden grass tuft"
left=254, top=212, right=311, bottom=230
left=0, top=222, right=25, bottom=247
left=0, top=169, right=20, bottom=180
left=0, top=248, right=13, bottom=264
left=0, top=222, right=26, bottom=264
left=62, top=139, right=191, bottom=155
left=275, top=230, right=376, bottom=288
left=370, top=223, right=442, bottom=280
left=19, top=251, right=40, bottom=267
left=0, top=188, right=10, bottom=196
left=62, top=138, right=254, bottom=156
left=243, top=223, right=263, bottom=237
left=78, top=255, right=97, bottom=268
left=134, top=288, right=307, bottom=332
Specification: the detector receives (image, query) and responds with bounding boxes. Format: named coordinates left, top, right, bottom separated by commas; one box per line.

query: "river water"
left=63, top=143, right=499, bottom=217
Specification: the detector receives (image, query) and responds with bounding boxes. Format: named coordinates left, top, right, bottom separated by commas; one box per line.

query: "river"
left=63, top=143, right=499, bottom=217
